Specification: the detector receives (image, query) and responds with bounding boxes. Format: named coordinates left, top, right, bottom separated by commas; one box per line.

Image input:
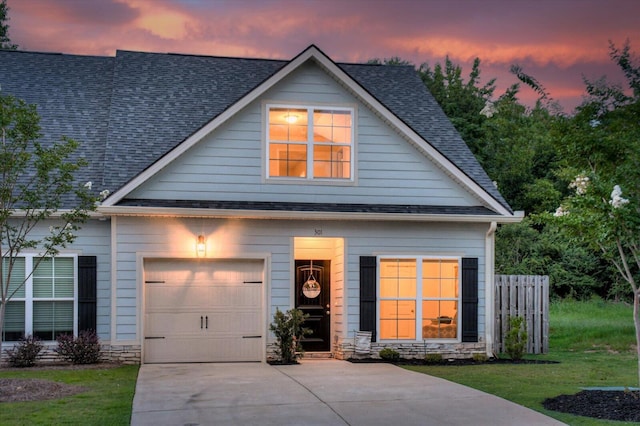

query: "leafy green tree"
left=418, top=57, right=495, bottom=156
left=0, top=92, right=99, bottom=354
left=553, top=40, right=640, bottom=385
left=0, top=0, right=17, bottom=50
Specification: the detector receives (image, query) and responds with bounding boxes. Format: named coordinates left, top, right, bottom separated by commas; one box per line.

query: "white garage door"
left=144, top=259, right=264, bottom=363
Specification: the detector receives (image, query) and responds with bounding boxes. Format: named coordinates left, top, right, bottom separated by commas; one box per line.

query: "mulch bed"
left=0, top=378, right=87, bottom=402
left=544, top=390, right=640, bottom=422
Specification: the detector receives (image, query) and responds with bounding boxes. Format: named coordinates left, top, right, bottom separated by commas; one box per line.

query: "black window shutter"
left=461, top=257, right=479, bottom=342
left=78, top=256, right=97, bottom=333
left=359, top=256, right=377, bottom=342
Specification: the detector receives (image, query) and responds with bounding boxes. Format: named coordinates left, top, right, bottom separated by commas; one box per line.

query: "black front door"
left=295, top=260, right=331, bottom=352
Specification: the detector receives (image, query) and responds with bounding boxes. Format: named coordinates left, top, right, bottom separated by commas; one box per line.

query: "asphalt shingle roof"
left=0, top=47, right=511, bottom=213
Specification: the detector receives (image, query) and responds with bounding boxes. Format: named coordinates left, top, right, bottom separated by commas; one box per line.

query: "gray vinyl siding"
left=112, top=216, right=487, bottom=343
left=128, top=62, right=479, bottom=207
left=9, top=219, right=112, bottom=341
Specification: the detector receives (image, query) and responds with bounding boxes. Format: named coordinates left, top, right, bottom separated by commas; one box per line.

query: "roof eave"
left=98, top=205, right=524, bottom=223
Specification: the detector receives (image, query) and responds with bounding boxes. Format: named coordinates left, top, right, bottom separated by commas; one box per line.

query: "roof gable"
left=102, top=45, right=512, bottom=215
left=0, top=45, right=514, bottom=217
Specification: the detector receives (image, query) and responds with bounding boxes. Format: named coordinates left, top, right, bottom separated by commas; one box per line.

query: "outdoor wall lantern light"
left=196, top=235, right=206, bottom=257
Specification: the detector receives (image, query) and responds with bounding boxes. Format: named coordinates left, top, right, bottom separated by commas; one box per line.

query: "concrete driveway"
left=131, top=360, right=564, bottom=426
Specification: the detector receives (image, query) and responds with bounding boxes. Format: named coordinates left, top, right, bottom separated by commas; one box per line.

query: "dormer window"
left=267, top=105, right=354, bottom=180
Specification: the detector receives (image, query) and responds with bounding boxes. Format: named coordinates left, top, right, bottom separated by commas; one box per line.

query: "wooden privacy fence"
left=494, top=275, right=549, bottom=354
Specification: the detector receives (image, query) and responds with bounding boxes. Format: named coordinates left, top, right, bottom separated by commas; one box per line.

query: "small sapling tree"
left=0, top=92, right=100, bottom=355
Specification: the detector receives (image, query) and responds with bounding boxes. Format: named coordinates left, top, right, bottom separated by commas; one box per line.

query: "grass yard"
left=0, top=364, right=139, bottom=425
left=404, top=299, right=639, bottom=426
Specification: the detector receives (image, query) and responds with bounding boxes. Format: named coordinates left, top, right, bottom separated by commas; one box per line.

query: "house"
left=0, top=45, right=522, bottom=363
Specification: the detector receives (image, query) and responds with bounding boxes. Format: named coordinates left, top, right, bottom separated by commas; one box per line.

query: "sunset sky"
left=5, top=0, right=640, bottom=112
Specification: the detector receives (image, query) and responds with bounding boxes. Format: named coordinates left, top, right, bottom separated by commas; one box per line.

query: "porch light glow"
left=196, top=235, right=206, bottom=257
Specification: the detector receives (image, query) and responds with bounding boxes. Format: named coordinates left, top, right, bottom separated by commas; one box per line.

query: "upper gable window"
left=267, top=105, right=354, bottom=180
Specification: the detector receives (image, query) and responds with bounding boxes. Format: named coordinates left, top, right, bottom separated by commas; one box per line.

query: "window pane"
left=379, top=301, right=416, bottom=340
left=421, top=300, right=458, bottom=339
left=55, top=257, right=74, bottom=298
left=422, top=300, right=439, bottom=320
left=397, top=319, right=416, bottom=339
left=380, top=319, right=397, bottom=339
left=441, top=279, right=458, bottom=298
left=313, top=110, right=352, bottom=155
left=398, top=278, right=416, bottom=298
left=380, top=259, right=398, bottom=278
left=441, top=260, right=458, bottom=279
left=269, top=108, right=307, bottom=142
left=380, top=277, right=398, bottom=298
left=332, top=110, right=352, bottom=127
left=397, top=300, right=415, bottom=319
left=34, top=257, right=53, bottom=276
left=269, top=143, right=307, bottom=177
left=33, top=277, right=53, bottom=297
left=3, top=301, right=25, bottom=341
left=313, top=146, right=351, bottom=179
left=33, top=301, right=73, bottom=340
left=380, top=300, right=397, bottom=319
left=313, top=126, right=333, bottom=142
left=423, top=278, right=440, bottom=298
left=423, top=260, right=439, bottom=278
left=3, top=257, right=25, bottom=298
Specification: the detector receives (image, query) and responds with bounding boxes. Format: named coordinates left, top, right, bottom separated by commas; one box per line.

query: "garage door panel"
left=144, top=259, right=264, bottom=363
left=205, top=311, right=262, bottom=334
left=145, top=312, right=206, bottom=335
left=147, top=285, right=210, bottom=310
left=208, top=285, right=261, bottom=307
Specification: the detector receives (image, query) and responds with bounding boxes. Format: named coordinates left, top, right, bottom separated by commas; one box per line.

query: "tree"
left=0, top=91, right=100, bottom=354
left=418, top=57, right=495, bottom=156
left=553, top=41, right=640, bottom=385
left=0, top=0, right=18, bottom=50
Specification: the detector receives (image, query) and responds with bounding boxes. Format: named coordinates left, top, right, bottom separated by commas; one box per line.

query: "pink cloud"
left=5, top=0, right=639, bottom=111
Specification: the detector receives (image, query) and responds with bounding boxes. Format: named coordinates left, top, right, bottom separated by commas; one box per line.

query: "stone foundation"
left=267, top=338, right=486, bottom=362
left=334, top=338, right=487, bottom=360
left=0, top=343, right=141, bottom=365
left=101, top=344, right=141, bottom=364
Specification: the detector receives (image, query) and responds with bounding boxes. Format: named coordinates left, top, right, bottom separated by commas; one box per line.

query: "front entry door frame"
left=295, top=260, right=331, bottom=352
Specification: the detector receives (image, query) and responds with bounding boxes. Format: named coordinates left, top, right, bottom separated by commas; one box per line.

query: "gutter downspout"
left=485, top=221, right=497, bottom=357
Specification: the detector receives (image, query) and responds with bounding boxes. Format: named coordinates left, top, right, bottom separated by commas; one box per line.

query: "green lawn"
left=405, top=299, right=639, bottom=426
left=0, top=364, right=139, bottom=425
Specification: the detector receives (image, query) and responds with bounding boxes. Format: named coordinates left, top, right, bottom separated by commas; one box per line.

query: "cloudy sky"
left=5, top=0, right=640, bottom=112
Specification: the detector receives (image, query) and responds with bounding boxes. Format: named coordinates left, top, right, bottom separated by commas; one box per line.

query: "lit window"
left=267, top=105, right=353, bottom=180
left=422, top=259, right=459, bottom=339
left=2, top=256, right=76, bottom=342
left=379, top=257, right=460, bottom=341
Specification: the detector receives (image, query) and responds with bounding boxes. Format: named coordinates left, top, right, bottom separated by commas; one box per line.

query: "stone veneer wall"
left=0, top=343, right=141, bottom=365
left=333, top=339, right=487, bottom=360
left=267, top=340, right=487, bottom=361
left=102, top=344, right=141, bottom=364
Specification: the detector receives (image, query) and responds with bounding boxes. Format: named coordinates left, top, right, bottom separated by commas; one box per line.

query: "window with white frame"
left=379, top=257, right=460, bottom=341
left=267, top=105, right=353, bottom=180
left=2, top=255, right=76, bottom=342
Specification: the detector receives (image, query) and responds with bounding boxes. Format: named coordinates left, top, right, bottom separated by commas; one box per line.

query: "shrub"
left=269, top=308, right=311, bottom=364
left=378, top=348, right=400, bottom=361
left=55, top=330, right=101, bottom=364
left=472, top=353, right=489, bottom=362
left=504, top=316, right=528, bottom=361
left=4, top=335, right=43, bottom=367
left=424, top=353, right=443, bottom=364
